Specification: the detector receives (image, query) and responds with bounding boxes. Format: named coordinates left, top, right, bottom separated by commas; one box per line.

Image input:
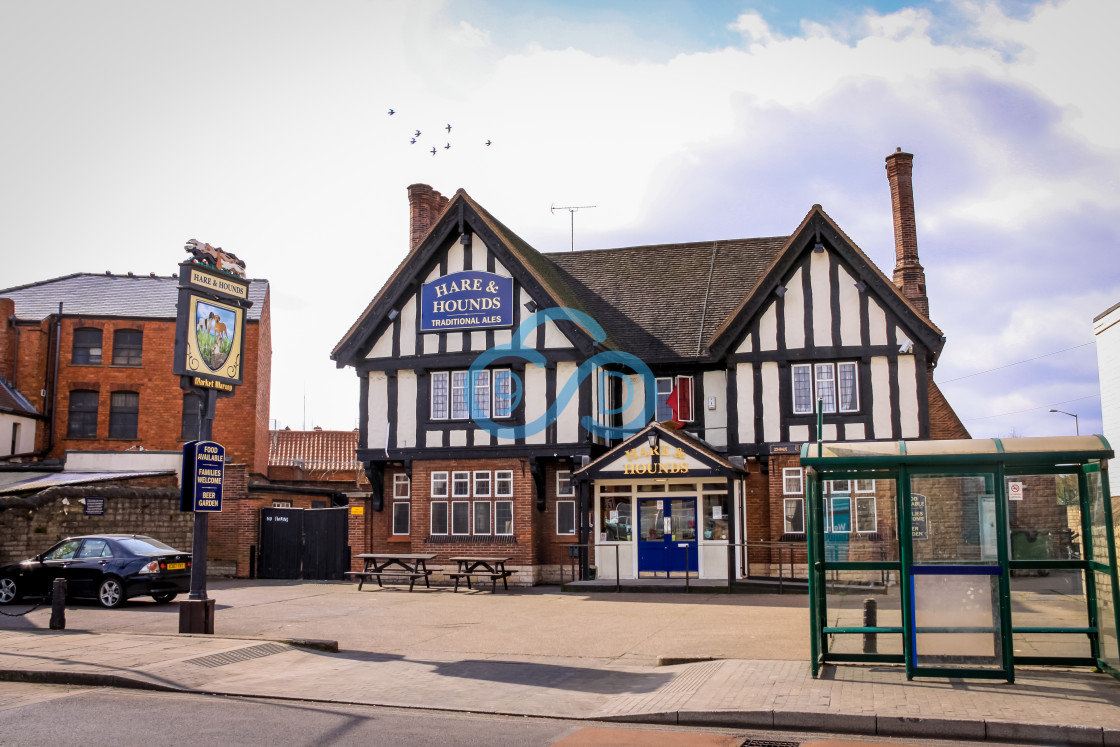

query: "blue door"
left=637, top=498, right=698, bottom=578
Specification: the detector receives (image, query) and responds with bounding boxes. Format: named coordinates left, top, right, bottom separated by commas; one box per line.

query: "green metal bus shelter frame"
left=801, top=434, right=1117, bottom=683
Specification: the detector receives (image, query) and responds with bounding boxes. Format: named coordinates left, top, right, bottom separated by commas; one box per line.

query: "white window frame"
left=828, top=479, right=851, bottom=495
left=393, top=474, right=410, bottom=499
left=430, top=372, right=450, bottom=420
left=556, top=500, right=576, bottom=535
left=431, top=471, right=449, bottom=498
left=451, top=471, right=470, bottom=498
left=451, top=371, right=468, bottom=419
left=838, top=361, right=859, bottom=413
left=655, top=375, right=694, bottom=422
left=782, top=467, right=804, bottom=495
left=784, top=497, right=805, bottom=533
left=815, top=363, right=837, bottom=414
left=471, top=369, right=490, bottom=418
left=473, top=500, right=492, bottom=535
left=473, top=470, right=491, bottom=497
left=792, top=363, right=813, bottom=414
left=451, top=501, right=471, bottom=535
left=855, top=478, right=876, bottom=493
left=556, top=470, right=574, bottom=497
left=854, top=494, right=877, bottom=534
left=495, top=500, right=514, bottom=536
left=430, top=501, right=448, bottom=535
left=495, top=470, right=513, bottom=498
left=392, top=501, right=410, bottom=535
left=493, top=369, right=514, bottom=419
left=828, top=495, right=852, bottom=534
left=272, top=500, right=292, bottom=508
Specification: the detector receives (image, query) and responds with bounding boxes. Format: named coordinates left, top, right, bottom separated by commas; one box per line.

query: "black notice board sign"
left=83, top=497, right=105, bottom=516
left=911, top=493, right=929, bottom=540
left=181, top=440, right=225, bottom=512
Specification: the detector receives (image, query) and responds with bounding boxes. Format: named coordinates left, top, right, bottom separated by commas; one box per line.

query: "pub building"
left=332, top=150, right=968, bottom=584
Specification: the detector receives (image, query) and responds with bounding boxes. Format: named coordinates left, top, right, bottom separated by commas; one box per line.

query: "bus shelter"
left=800, top=435, right=1117, bottom=682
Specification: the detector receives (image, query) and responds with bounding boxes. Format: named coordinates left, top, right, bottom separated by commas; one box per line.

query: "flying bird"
left=388, top=109, right=395, bottom=115
left=414, top=129, right=421, bottom=137
left=485, top=140, right=491, bottom=146
left=444, top=142, right=451, bottom=150
left=445, top=124, right=452, bottom=133
left=410, top=138, right=416, bottom=144
left=430, top=147, right=437, bottom=155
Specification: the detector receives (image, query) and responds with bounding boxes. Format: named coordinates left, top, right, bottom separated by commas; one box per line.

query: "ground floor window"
left=495, top=501, right=514, bottom=535
left=702, top=494, right=729, bottom=540
left=599, top=493, right=633, bottom=541
left=556, top=500, right=575, bottom=535
left=392, top=501, right=410, bottom=535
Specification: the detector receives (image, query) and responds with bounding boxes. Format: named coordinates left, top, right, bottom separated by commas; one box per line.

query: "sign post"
left=173, top=241, right=251, bottom=634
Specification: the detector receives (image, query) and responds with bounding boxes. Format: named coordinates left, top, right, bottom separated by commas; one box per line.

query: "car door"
left=70, top=538, right=115, bottom=598
left=34, top=538, right=84, bottom=596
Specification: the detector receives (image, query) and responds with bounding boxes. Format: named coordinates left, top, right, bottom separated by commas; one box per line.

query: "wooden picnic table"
left=447, top=556, right=513, bottom=593
left=348, top=553, right=437, bottom=591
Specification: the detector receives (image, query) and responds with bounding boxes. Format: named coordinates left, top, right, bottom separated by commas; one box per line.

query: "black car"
left=0, top=534, right=191, bottom=608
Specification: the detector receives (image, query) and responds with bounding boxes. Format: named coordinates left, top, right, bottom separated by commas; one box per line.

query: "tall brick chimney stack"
left=885, top=148, right=929, bottom=318
left=0, top=297, right=14, bottom=383
left=407, top=184, right=449, bottom=251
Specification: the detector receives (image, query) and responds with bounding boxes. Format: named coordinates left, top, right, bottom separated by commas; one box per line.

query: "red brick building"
left=0, top=272, right=271, bottom=475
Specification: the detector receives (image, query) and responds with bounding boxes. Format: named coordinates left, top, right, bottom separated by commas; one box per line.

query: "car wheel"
left=0, top=577, right=19, bottom=604
left=98, top=577, right=125, bottom=608
left=152, top=592, right=177, bottom=604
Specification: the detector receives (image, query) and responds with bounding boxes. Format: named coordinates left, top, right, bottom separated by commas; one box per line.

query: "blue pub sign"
left=180, top=441, right=225, bottom=512
left=420, top=271, right=513, bottom=332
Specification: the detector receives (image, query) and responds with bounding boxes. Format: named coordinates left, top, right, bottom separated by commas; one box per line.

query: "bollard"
left=862, top=596, right=877, bottom=653
left=49, top=578, right=67, bottom=630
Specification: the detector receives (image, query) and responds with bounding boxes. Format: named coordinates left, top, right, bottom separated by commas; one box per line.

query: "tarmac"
left=2, top=579, right=1120, bottom=746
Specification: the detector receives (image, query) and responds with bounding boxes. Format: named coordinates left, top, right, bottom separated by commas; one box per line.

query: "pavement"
left=2, top=579, right=1120, bottom=746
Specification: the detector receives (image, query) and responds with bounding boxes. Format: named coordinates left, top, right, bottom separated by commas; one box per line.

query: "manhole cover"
left=185, top=643, right=290, bottom=668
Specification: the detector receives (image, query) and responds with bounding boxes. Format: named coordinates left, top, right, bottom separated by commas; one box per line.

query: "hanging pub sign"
left=173, top=246, right=251, bottom=389
left=181, top=440, right=225, bottom=512
left=420, top=271, right=513, bottom=332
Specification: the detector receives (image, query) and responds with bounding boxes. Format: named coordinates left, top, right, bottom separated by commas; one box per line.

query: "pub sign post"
left=173, top=242, right=251, bottom=634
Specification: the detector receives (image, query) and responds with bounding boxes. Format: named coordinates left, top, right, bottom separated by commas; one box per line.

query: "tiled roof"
left=269, top=430, right=360, bottom=472
left=0, top=273, right=268, bottom=321
left=0, top=377, right=37, bottom=417
left=547, top=237, right=786, bottom=360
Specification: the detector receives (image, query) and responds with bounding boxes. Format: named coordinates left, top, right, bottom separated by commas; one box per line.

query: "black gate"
left=258, top=506, right=348, bottom=580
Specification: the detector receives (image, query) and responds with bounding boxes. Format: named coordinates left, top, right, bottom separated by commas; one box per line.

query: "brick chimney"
left=407, top=184, right=449, bottom=251
left=885, top=148, right=929, bottom=318
left=0, top=297, right=14, bottom=383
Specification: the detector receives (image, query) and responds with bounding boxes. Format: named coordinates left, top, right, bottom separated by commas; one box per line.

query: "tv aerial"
left=551, top=203, right=596, bottom=252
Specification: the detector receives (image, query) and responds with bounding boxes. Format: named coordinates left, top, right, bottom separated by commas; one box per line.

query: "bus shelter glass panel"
left=1086, top=468, right=1119, bottom=666
left=825, top=571, right=903, bottom=656
left=912, top=568, right=1003, bottom=669
left=822, top=478, right=899, bottom=564
left=1006, top=473, right=1081, bottom=563
left=909, top=473, right=1005, bottom=673
left=1011, top=570, right=1088, bottom=660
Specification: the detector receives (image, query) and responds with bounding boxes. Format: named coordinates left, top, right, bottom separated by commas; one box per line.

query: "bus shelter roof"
left=800, top=435, right=1113, bottom=469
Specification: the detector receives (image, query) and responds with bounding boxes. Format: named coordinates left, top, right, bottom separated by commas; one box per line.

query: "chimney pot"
left=885, top=149, right=929, bottom=318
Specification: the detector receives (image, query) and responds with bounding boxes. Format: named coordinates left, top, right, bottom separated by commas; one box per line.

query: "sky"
left=2, top=0, right=1116, bottom=440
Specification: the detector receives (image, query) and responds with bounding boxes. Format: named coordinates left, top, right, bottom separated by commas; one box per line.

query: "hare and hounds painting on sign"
left=185, top=295, right=244, bottom=382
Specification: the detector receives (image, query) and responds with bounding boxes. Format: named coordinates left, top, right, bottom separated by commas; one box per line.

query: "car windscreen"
left=117, top=537, right=179, bottom=554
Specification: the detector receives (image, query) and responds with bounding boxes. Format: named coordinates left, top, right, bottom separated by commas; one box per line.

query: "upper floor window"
left=431, top=369, right=513, bottom=420
left=655, top=375, right=693, bottom=422
left=112, top=329, right=143, bottom=366
left=393, top=474, right=410, bottom=498
left=108, top=391, right=139, bottom=439
left=556, top=470, right=574, bottom=497
left=67, top=390, right=99, bottom=438
left=792, top=362, right=858, bottom=414
left=72, top=328, right=102, bottom=365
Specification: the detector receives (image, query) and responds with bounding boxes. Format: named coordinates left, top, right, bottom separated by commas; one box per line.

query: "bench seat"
left=447, top=570, right=512, bottom=593
left=346, top=569, right=433, bottom=591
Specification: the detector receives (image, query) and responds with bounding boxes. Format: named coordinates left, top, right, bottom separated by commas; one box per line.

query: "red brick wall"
left=8, top=312, right=267, bottom=473
left=0, top=298, right=14, bottom=383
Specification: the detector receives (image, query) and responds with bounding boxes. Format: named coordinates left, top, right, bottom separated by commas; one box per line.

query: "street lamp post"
left=1048, top=408, right=1079, bottom=436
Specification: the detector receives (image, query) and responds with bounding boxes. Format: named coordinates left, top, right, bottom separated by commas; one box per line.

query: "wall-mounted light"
left=813, top=241, right=825, bottom=253
left=774, top=286, right=786, bottom=298
left=459, top=233, right=472, bottom=246
left=855, top=280, right=866, bottom=292
left=646, top=430, right=658, bottom=450
left=524, top=300, right=539, bottom=313
left=387, top=309, right=399, bottom=321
